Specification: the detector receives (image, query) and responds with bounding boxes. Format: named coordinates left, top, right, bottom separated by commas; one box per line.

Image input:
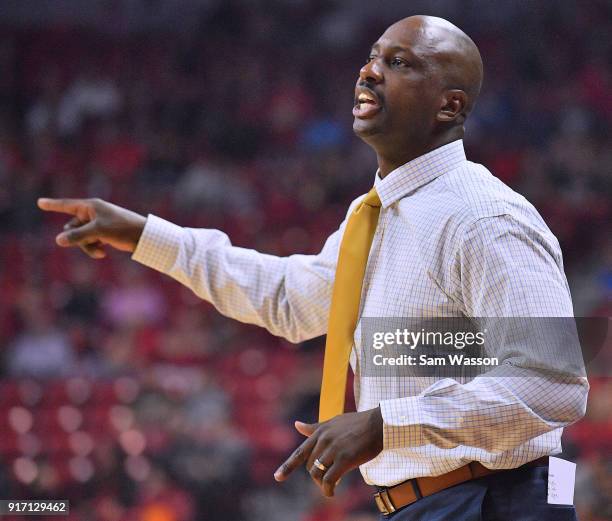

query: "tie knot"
left=361, top=187, right=381, bottom=208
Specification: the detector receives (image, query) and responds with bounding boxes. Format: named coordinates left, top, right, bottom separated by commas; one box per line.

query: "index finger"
left=37, top=198, right=87, bottom=216
left=274, top=435, right=317, bottom=482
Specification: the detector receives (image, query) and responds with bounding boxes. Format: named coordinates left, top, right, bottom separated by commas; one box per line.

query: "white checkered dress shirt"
left=132, top=140, right=588, bottom=487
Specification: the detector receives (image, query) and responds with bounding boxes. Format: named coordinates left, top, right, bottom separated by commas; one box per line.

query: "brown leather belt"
left=374, top=457, right=549, bottom=515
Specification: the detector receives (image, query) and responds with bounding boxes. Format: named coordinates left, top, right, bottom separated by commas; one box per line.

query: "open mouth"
left=353, top=90, right=382, bottom=119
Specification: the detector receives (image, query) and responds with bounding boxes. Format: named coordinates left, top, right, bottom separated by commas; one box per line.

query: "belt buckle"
left=374, top=489, right=396, bottom=515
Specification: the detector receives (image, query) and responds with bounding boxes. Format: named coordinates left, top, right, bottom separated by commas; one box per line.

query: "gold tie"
left=319, top=187, right=382, bottom=421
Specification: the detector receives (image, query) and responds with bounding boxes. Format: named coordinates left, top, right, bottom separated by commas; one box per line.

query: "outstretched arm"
left=38, top=197, right=348, bottom=343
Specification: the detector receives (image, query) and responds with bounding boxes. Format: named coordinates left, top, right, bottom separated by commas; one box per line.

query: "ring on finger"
left=313, top=458, right=328, bottom=473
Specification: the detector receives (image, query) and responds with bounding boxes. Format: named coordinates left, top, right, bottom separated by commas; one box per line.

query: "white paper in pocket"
left=547, top=456, right=576, bottom=505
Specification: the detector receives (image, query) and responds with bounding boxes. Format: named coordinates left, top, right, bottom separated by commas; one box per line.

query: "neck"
left=377, top=154, right=419, bottom=179
left=376, top=131, right=463, bottom=179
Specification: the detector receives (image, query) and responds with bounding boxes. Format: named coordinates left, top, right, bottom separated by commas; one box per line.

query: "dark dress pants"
left=382, top=465, right=578, bottom=521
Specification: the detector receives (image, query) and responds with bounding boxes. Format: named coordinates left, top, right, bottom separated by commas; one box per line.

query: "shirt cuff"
left=131, top=214, right=184, bottom=274
left=380, top=396, right=424, bottom=450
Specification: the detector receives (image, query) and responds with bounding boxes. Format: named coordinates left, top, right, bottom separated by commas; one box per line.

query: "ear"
left=437, top=89, right=467, bottom=123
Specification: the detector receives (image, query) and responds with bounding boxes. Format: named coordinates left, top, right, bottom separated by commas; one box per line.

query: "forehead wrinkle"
left=373, top=39, right=417, bottom=55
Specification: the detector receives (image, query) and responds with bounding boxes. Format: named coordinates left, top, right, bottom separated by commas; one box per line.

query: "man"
left=39, top=15, right=587, bottom=521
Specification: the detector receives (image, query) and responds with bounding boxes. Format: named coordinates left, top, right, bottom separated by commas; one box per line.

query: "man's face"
left=353, top=21, right=442, bottom=148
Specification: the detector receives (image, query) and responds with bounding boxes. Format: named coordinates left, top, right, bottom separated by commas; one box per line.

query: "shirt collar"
left=374, top=139, right=467, bottom=208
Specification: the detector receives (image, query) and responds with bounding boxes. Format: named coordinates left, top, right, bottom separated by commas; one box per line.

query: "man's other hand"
left=37, top=197, right=146, bottom=259
left=274, top=407, right=384, bottom=497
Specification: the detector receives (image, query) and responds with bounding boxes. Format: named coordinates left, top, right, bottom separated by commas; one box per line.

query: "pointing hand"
left=37, top=197, right=146, bottom=259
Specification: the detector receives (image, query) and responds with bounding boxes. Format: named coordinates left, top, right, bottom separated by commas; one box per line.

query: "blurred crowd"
left=0, top=1, right=610, bottom=520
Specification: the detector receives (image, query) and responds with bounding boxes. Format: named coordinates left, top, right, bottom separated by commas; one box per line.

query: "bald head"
left=385, top=15, right=483, bottom=118
left=354, top=15, right=484, bottom=175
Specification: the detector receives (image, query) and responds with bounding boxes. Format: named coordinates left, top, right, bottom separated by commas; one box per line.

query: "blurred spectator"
left=6, top=287, right=76, bottom=377
left=101, top=266, right=167, bottom=329
left=57, top=69, right=122, bottom=137
left=576, top=459, right=612, bottom=521
left=6, top=316, right=75, bottom=377
left=60, top=259, right=101, bottom=323
left=173, top=159, right=255, bottom=217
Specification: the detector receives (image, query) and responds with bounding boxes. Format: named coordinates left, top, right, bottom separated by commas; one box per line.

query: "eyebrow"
left=370, top=43, right=425, bottom=65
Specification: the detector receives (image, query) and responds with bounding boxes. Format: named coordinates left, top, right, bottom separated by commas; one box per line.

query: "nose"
left=359, top=57, right=383, bottom=84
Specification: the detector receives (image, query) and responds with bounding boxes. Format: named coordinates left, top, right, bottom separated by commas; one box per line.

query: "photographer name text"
left=371, top=328, right=498, bottom=367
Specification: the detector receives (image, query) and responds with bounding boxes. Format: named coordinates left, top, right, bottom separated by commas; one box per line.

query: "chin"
left=353, top=119, right=383, bottom=139
left=353, top=122, right=388, bottom=149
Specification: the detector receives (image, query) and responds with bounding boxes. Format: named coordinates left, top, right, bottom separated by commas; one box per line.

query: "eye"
left=365, top=54, right=377, bottom=64
left=391, top=57, right=408, bottom=67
